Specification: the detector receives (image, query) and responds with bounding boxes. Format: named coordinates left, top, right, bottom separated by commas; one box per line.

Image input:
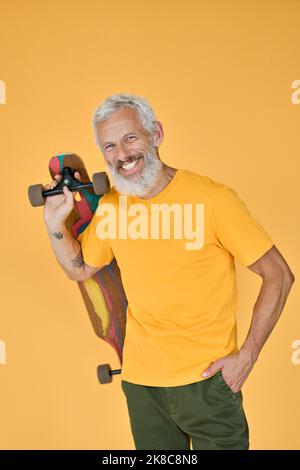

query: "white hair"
left=92, top=93, right=157, bottom=150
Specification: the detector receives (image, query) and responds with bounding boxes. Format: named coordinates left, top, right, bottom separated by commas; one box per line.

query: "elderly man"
left=44, top=93, right=295, bottom=450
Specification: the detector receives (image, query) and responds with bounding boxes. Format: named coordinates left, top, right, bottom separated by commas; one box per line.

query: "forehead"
left=96, top=107, right=147, bottom=143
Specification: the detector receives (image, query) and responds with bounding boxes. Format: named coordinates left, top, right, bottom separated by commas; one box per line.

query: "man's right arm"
left=43, top=172, right=103, bottom=282
left=46, top=222, right=102, bottom=281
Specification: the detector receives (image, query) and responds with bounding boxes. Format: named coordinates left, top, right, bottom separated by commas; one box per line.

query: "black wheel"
left=92, top=172, right=110, bottom=196
left=28, top=184, right=45, bottom=207
left=97, top=363, right=112, bottom=384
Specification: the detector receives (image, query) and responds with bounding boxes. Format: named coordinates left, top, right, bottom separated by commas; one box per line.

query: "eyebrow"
left=103, top=132, right=137, bottom=147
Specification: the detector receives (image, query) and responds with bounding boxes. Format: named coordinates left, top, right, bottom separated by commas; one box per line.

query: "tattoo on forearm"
left=71, top=251, right=84, bottom=268
left=52, top=232, right=64, bottom=240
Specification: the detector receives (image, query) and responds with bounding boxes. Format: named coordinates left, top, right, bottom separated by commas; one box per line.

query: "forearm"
left=240, top=272, right=295, bottom=364
left=202, top=250, right=295, bottom=389
left=46, top=223, right=85, bottom=281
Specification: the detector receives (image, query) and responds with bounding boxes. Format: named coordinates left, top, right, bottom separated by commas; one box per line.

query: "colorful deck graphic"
left=49, top=154, right=127, bottom=364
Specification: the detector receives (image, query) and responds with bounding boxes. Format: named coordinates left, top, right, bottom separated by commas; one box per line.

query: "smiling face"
left=95, top=107, right=164, bottom=197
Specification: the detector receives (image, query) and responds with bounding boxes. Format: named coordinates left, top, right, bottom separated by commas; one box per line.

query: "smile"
left=121, top=158, right=139, bottom=170
left=118, top=156, right=143, bottom=175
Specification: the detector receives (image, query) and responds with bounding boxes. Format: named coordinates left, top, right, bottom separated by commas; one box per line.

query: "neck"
left=139, top=163, right=177, bottom=199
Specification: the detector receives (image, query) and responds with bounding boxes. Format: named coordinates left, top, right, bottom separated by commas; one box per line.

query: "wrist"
left=239, top=343, right=259, bottom=367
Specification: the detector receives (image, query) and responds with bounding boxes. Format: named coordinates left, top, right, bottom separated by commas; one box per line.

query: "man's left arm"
left=202, top=245, right=295, bottom=391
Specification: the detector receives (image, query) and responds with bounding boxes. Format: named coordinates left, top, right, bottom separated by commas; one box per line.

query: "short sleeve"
left=77, top=201, right=114, bottom=269
left=211, top=185, right=274, bottom=267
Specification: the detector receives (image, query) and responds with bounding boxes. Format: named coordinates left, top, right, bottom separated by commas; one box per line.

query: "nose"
left=116, top=142, right=130, bottom=162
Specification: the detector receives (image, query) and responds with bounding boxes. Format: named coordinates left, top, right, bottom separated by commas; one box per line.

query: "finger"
left=63, top=186, right=75, bottom=212
left=49, top=174, right=63, bottom=189
left=50, top=180, right=58, bottom=189
left=202, top=358, right=224, bottom=377
left=74, top=171, right=81, bottom=181
left=63, top=185, right=75, bottom=203
left=44, top=184, right=51, bottom=190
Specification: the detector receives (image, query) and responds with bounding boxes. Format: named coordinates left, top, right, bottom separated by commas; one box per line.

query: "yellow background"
left=0, top=0, right=299, bottom=450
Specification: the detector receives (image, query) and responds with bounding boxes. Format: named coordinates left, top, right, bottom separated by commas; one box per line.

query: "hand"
left=43, top=171, right=81, bottom=231
left=201, top=350, right=255, bottom=392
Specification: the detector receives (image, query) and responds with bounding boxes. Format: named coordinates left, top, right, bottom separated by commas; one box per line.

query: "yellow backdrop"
left=0, top=0, right=299, bottom=450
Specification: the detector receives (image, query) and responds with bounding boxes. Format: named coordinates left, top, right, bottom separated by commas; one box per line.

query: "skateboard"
left=28, top=153, right=128, bottom=384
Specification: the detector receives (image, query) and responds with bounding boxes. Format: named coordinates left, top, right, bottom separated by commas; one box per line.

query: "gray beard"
left=106, top=146, right=163, bottom=197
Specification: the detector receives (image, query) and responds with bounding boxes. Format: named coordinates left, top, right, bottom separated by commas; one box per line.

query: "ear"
left=152, top=121, right=164, bottom=147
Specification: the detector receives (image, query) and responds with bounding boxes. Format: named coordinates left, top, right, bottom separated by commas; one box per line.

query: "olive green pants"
left=121, top=370, right=249, bottom=450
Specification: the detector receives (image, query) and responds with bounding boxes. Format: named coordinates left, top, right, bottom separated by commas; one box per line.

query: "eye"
left=127, top=135, right=136, bottom=141
left=105, top=144, right=114, bottom=151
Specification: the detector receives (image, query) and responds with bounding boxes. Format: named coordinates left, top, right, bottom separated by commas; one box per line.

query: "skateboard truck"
left=28, top=166, right=110, bottom=207
left=97, top=364, right=122, bottom=384
left=43, top=167, right=94, bottom=197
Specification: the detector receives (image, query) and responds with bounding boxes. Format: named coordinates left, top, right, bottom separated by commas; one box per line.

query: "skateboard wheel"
left=92, top=172, right=110, bottom=196
left=28, top=184, right=45, bottom=207
left=97, top=363, right=112, bottom=384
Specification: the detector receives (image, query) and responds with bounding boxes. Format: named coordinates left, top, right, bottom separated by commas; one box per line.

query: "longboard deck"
left=49, top=153, right=127, bottom=365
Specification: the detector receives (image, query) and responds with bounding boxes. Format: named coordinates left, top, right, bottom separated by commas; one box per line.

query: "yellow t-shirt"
left=78, top=169, right=274, bottom=386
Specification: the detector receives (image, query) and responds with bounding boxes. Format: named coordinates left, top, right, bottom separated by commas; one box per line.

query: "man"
left=43, top=93, right=295, bottom=450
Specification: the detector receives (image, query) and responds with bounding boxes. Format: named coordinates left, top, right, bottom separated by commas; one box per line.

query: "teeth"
left=121, top=158, right=138, bottom=170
